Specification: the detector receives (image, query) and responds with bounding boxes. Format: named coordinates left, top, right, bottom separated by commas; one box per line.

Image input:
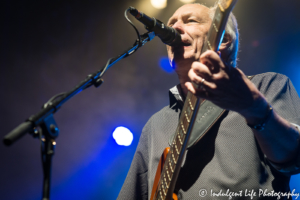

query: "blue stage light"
left=112, top=126, right=133, bottom=146
left=159, top=57, right=174, bottom=73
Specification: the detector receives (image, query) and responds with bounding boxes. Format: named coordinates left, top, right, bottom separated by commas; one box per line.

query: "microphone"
left=129, top=7, right=181, bottom=46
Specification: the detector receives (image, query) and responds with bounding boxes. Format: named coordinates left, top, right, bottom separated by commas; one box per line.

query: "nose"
left=172, top=21, right=184, bottom=34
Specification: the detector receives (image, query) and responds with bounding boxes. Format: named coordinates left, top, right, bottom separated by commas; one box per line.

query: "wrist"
left=239, top=91, right=268, bottom=121
left=246, top=103, right=273, bottom=131
left=238, top=91, right=272, bottom=130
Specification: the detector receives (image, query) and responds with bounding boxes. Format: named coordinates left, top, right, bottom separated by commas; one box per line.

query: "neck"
left=173, top=60, right=193, bottom=98
left=178, top=76, right=189, bottom=99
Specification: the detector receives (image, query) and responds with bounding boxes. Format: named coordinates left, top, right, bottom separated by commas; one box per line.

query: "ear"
left=219, top=33, right=232, bottom=51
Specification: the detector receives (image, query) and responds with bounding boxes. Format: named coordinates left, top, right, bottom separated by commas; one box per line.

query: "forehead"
left=168, top=4, right=210, bottom=22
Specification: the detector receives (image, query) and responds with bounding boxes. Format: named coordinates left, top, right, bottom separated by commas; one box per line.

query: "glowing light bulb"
left=112, top=126, right=133, bottom=146
left=151, top=0, right=167, bottom=9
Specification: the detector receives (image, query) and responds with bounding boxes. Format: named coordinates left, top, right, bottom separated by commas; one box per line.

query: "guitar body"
left=150, top=147, right=178, bottom=200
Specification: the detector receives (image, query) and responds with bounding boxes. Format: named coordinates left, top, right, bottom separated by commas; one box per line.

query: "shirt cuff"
left=267, top=123, right=300, bottom=175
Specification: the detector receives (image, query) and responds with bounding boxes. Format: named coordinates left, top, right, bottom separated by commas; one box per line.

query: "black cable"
left=99, top=58, right=113, bottom=78
left=125, top=7, right=142, bottom=47
left=97, top=7, right=143, bottom=80
left=44, top=93, right=66, bottom=108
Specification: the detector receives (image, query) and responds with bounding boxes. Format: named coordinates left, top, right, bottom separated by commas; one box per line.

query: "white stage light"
left=151, top=0, right=167, bottom=9
left=112, top=126, right=133, bottom=146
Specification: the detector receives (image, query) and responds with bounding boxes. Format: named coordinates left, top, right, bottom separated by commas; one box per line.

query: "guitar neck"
left=152, top=1, right=238, bottom=199
left=203, top=1, right=236, bottom=52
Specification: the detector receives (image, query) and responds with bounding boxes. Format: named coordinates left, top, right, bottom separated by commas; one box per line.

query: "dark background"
left=1, top=0, right=300, bottom=199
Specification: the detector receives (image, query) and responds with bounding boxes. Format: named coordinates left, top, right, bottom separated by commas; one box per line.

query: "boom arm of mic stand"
left=3, top=31, right=155, bottom=146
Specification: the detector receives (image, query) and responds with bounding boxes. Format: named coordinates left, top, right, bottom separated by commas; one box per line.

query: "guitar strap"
left=168, top=100, right=225, bottom=148
left=168, top=75, right=255, bottom=149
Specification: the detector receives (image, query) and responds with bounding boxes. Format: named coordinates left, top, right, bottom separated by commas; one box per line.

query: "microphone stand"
left=3, top=31, right=155, bottom=200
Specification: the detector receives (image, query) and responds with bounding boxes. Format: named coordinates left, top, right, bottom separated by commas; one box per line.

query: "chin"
left=173, top=54, right=196, bottom=64
left=171, top=57, right=195, bottom=71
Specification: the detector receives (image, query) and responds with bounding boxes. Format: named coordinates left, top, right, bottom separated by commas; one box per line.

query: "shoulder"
left=140, top=105, right=180, bottom=147
left=144, top=105, right=180, bottom=131
left=249, top=72, right=292, bottom=93
left=249, top=72, right=300, bottom=121
left=250, top=72, right=289, bottom=84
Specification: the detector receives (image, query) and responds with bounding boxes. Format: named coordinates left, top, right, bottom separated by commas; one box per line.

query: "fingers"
left=200, top=50, right=226, bottom=72
left=185, top=82, right=197, bottom=94
left=190, top=61, right=212, bottom=80
left=187, top=69, right=217, bottom=92
left=185, top=82, right=214, bottom=100
left=189, top=64, right=207, bottom=84
left=190, top=50, right=228, bottom=83
left=187, top=50, right=234, bottom=99
left=185, top=82, right=206, bottom=97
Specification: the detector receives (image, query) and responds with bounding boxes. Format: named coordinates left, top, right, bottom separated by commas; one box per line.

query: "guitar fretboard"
left=155, top=93, right=200, bottom=199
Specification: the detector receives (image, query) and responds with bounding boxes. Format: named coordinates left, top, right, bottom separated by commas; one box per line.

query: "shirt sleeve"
left=255, top=73, right=300, bottom=175
left=267, top=123, right=300, bottom=175
left=117, top=121, right=150, bottom=200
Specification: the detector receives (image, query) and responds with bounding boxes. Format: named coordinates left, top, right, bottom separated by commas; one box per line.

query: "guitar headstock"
left=218, top=0, right=238, bottom=13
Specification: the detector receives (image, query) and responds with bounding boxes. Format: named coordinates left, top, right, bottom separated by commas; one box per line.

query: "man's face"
left=167, top=4, right=211, bottom=68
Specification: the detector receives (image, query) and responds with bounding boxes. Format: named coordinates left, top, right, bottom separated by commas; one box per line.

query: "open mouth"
left=172, top=42, right=191, bottom=49
left=170, top=41, right=192, bottom=53
left=182, top=42, right=191, bottom=47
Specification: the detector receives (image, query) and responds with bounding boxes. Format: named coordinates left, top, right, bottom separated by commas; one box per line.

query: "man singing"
left=118, top=3, right=300, bottom=199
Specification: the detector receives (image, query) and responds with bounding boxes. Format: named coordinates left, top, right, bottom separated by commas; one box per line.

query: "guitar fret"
left=165, top=166, right=169, bottom=178
left=169, top=158, right=174, bottom=170
left=169, top=157, right=174, bottom=169
left=186, top=104, right=192, bottom=116
left=167, top=169, right=171, bottom=181
left=207, top=40, right=213, bottom=50
left=177, top=134, right=183, bottom=145
left=162, top=178, right=167, bottom=197
left=163, top=187, right=167, bottom=196
left=158, top=185, right=163, bottom=198
left=174, top=135, right=179, bottom=149
left=161, top=186, right=165, bottom=195
left=179, top=128, right=183, bottom=138
left=159, top=191, right=163, bottom=200
left=165, top=179, right=169, bottom=189
left=188, top=98, right=194, bottom=111
left=213, top=23, right=218, bottom=32
left=172, top=152, right=177, bottom=164
left=184, top=111, right=190, bottom=123
left=164, top=171, right=170, bottom=189
left=168, top=160, right=174, bottom=173
left=174, top=143, right=179, bottom=155
left=172, top=146, right=178, bottom=157
left=181, top=122, right=186, bottom=134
